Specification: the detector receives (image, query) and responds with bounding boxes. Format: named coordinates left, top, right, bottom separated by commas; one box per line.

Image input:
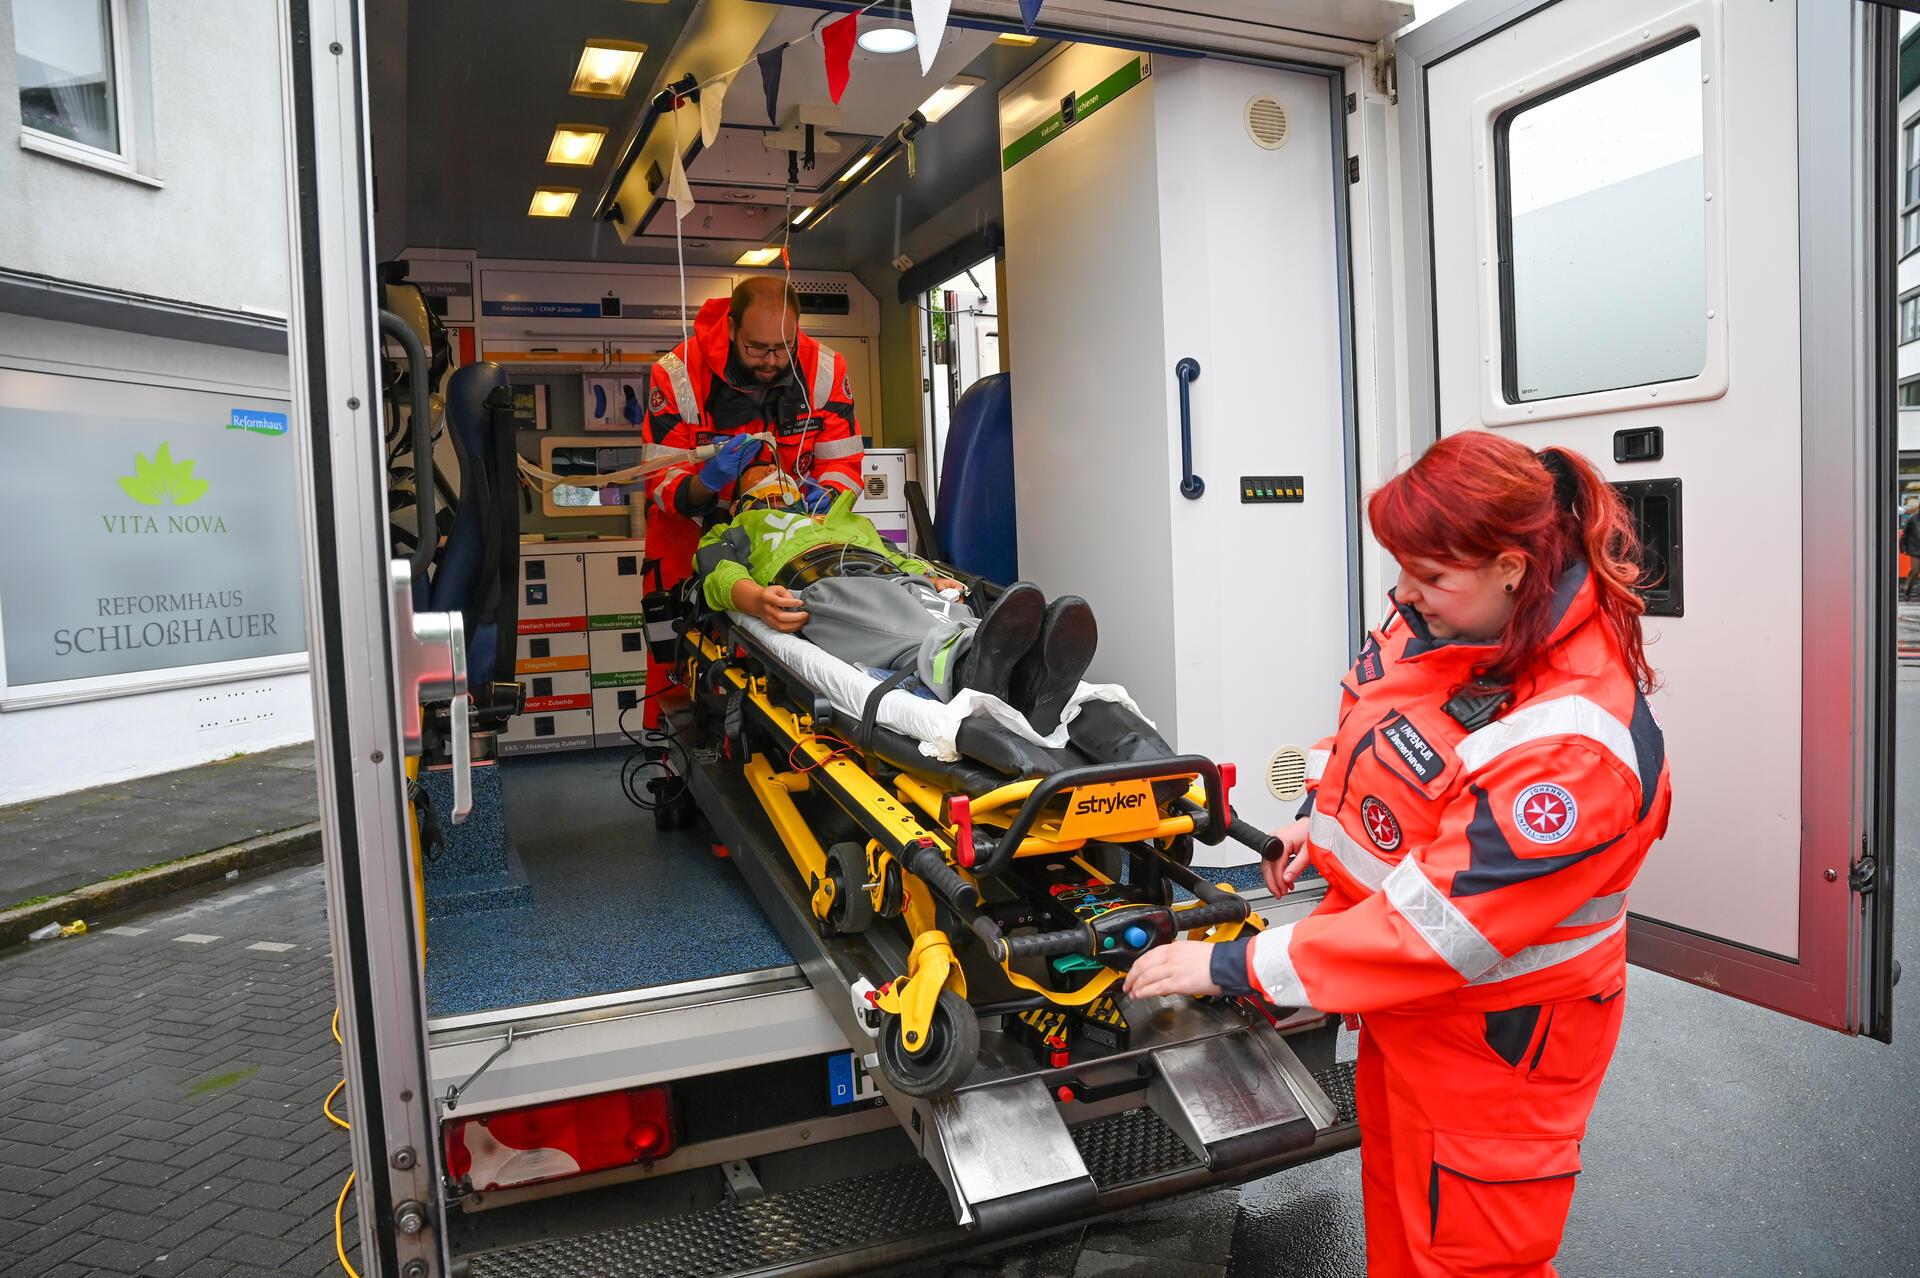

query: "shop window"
left=12, top=0, right=148, bottom=178
left=1496, top=34, right=1707, bottom=403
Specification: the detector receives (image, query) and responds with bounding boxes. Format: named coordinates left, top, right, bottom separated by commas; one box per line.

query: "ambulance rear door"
left=1395, top=0, right=1897, bottom=1038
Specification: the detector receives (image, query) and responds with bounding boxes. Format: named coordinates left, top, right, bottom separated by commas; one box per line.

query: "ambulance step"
left=1313, top=1059, right=1360, bottom=1126
left=926, top=1076, right=1098, bottom=1232
left=1147, top=1029, right=1317, bottom=1170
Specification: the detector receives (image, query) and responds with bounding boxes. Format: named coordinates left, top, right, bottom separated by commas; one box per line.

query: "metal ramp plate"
left=1148, top=1028, right=1317, bottom=1169
left=929, top=1077, right=1098, bottom=1232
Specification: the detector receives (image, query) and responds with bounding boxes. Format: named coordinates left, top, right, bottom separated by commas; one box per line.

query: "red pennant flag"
left=823, top=14, right=857, bottom=104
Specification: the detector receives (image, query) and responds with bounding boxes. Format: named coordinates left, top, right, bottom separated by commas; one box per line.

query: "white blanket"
left=732, top=613, right=1154, bottom=763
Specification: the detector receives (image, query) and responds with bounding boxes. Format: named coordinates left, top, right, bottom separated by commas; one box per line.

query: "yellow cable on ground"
left=326, top=1007, right=361, bottom=1278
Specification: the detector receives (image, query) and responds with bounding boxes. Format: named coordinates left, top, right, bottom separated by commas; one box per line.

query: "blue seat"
left=935, top=373, right=1018, bottom=585
left=429, top=361, right=519, bottom=698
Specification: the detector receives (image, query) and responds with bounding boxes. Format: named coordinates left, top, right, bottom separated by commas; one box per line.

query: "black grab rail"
left=1175, top=357, right=1204, bottom=499
left=379, top=310, right=435, bottom=585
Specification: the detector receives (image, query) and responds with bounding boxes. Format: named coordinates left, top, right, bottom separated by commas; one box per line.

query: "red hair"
left=1366, top=431, right=1655, bottom=694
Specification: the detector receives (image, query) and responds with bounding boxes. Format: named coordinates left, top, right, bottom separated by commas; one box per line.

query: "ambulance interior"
left=372, top=0, right=1399, bottom=1028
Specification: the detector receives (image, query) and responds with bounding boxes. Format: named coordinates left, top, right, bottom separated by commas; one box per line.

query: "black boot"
left=1010, top=596, right=1097, bottom=734
left=954, top=582, right=1044, bottom=702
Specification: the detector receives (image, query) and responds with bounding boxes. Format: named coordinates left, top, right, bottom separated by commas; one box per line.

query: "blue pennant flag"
left=757, top=46, right=784, bottom=125
left=1019, top=0, right=1045, bottom=32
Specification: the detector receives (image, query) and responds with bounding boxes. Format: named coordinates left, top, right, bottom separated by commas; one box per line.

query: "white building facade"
left=0, top=0, right=311, bottom=804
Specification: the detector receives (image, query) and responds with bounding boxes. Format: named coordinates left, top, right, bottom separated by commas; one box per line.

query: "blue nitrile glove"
left=697, top=434, right=763, bottom=491
left=797, top=479, right=836, bottom=513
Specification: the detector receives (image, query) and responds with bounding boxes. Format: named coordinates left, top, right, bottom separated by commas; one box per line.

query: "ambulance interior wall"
left=1002, top=50, right=1356, bottom=840
left=0, top=315, right=314, bottom=806
left=508, top=372, right=633, bottom=540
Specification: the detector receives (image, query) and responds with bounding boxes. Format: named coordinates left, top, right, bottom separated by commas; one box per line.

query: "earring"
left=1504, top=583, right=1516, bottom=594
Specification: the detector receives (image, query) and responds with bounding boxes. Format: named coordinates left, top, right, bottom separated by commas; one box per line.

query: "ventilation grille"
left=1267, top=745, right=1308, bottom=802
left=795, top=280, right=850, bottom=296
left=1246, top=95, right=1290, bottom=150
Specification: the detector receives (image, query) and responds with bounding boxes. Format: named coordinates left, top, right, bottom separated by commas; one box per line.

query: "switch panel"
left=1240, top=475, right=1305, bottom=503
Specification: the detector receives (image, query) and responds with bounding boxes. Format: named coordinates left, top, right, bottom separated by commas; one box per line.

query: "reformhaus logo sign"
left=228, top=408, right=288, bottom=435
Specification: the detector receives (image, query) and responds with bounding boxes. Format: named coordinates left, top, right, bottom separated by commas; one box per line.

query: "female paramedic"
left=1127, top=430, right=1672, bottom=1278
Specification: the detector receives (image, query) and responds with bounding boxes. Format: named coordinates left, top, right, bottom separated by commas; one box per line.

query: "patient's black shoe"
left=956, top=581, right=1044, bottom=702
left=1012, top=596, right=1097, bottom=734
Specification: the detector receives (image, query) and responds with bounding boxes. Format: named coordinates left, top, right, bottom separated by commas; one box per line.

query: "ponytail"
left=1367, top=432, right=1656, bottom=695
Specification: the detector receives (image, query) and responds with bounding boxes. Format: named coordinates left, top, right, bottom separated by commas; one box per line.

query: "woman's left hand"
left=1123, top=940, right=1222, bottom=1000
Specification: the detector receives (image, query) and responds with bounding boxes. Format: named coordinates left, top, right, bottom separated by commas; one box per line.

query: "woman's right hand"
left=1261, top=817, right=1313, bottom=898
left=733, top=581, right=809, bottom=633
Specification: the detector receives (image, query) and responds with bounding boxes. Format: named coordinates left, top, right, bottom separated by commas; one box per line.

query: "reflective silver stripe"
left=810, top=434, right=862, bottom=461
left=816, top=471, right=860, bottom=490
left=1558, top=891, right=1627, bottom=928
left=1456, top=694, right=1637, bottom=779
left=654, top=481, right=676, bottom=512
left=1248, top=920, right=1311, bottom=1007
left=1309, top=809, right=1391, bottom=892
left=811, top=342, right=839, bottom=407
left=657, top=352, right=700, bottom=425
left=1469, top=915, right=1626, bottom=987
left=1383, top=859, right=1503, bottom=981
left=1305, top=748, right=1330, bottom=781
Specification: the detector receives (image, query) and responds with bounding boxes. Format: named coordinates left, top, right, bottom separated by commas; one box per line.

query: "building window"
left=1903, top=291, right=1920, bottom=345
left=1905, top=118, right=1920, bottom=257
left=1901, top=378, right=1920, bottom=409
left=1495, top=34, right=1708, bottom=403
left=12, top=0, right=142, bottom=175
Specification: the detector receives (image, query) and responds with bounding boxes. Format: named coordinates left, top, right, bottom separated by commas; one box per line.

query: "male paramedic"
left=640, top=278, right=865, bottom=721
left=1127, top=432, right=1674, bottom=1278
left=696, top=458, right=1097, bottom=734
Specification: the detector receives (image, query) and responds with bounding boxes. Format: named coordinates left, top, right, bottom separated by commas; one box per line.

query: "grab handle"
left=379, top=310, right=436, bottom=584
left=1175, top=357, right=1204, bottom=500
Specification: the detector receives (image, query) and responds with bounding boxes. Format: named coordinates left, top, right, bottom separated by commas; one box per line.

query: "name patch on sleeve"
left=1354, top=634, right=1385, bottom=684
left=1380, top=713, right=1444, bottom=784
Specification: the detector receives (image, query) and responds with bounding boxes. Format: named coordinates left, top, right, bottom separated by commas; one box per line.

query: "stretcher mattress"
left=732, top=613, right=1154, bottom=763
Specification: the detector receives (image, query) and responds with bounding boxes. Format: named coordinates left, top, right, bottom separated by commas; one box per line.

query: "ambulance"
left=278, top=1, right=1899, bottom=1274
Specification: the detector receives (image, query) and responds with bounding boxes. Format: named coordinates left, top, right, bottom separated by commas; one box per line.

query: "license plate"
left=827, top=1051, right=882, bottom=1106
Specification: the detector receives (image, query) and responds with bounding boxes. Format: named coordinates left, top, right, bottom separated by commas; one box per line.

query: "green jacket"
left=697, top=488, right=932, bottom=612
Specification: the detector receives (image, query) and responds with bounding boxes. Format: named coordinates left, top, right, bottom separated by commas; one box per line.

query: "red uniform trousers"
left=1356, top=986, right=1625, bottom=1277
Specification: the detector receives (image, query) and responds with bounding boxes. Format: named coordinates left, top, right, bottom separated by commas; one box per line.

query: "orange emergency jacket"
left=1224, top=564, right=1672, bottom=1016
left=640, top=297, right=864, bottom=594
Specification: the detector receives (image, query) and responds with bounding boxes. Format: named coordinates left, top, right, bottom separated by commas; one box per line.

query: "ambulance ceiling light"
left=547, top=125, right=608, bottom=167
left=737, top=247, right=783, bottom=266
left=994, top=32, right=1040, bottom=46
left=917, top=76, right=983, bottom=124
left=528, top=187, right=580, bottom=218
left=791, top=206, right=816, bottom=225
left=838, top=151, right=874, bottom=183
left=856, top=26, right=918, bottom=55
left=571, top=40, right=646, bottom=98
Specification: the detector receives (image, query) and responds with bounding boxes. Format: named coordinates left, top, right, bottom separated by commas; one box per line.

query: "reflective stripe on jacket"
left=1239, top=563, right=1672, bottom=1015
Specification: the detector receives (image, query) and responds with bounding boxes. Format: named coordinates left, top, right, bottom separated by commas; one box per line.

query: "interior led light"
left=736, top=248, right=782, bottom=266
left=916, top=77, right=984, bottom=124
left=528, top=187, right=580, bottom=218
left=547, top=125, right=608, bottom=167
left=856, top=27, right=917, bottom=55
left=571, top=41, right=646, bottom=98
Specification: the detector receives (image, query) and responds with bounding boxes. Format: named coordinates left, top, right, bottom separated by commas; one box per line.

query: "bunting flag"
left=910, top=0, right=950, bottom=76
left=757, top=46, right=784, bottom=124
left=668, top=138, right=696, bottom=222
left=1019, top=0, right=1045, bottom=32
left=699, top=70, right=734, bottom=148
left=823, top=13, right=858, bottom=105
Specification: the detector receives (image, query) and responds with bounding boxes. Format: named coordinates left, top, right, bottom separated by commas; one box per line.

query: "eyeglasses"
left=740, top=340, right=793, bottom=363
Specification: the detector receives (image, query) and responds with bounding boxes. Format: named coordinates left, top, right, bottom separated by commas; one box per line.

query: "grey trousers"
left=798, top=575, right=977, bottom=700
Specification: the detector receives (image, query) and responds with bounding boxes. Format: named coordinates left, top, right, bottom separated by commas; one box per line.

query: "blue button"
left=1124, top=925, right=1150, bottom=949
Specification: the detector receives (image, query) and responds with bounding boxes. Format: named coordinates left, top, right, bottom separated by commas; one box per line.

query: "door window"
left=1495, top=35, right=1707, bottom=403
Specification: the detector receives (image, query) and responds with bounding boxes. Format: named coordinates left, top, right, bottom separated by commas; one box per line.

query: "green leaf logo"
left=118, top=443, right=209, bottom=507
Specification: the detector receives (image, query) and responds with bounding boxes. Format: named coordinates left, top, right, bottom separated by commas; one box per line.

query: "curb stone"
left=0, top=822, right=323, bottom=950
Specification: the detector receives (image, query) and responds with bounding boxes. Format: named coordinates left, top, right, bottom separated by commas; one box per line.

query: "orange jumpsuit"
left=639, top=297, right=864, bottom=722
left=1213, top=564, right=1671, bottom=1276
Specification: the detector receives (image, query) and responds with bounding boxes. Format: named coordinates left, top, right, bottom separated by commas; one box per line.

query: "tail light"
left=444, top=1085, right=676, bottom=1192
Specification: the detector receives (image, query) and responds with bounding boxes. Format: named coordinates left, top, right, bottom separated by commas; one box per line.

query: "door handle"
left=390, top=560, right=472, bottom=823
left=1175, top=357, right=1204, bottom=500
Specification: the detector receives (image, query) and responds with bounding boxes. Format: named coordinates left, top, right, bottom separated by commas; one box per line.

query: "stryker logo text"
left=1072, top=791, right=1147, bottom=817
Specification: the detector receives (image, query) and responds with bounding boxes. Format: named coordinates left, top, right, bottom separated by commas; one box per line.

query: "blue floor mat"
left=424, top=749, right=793, bottom=1019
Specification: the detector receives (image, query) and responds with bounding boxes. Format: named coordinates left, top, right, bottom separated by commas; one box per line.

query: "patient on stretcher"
left=695, top=458, right=1097, bottom=733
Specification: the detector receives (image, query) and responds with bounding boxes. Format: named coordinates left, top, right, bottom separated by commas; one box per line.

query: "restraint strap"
left=856, top=668, right=917, bottom=756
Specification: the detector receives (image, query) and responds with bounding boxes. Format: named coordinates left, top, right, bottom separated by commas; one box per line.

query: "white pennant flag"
left=911, top=0, right=950, bottom=76
left=668, top=137, right=696, bottom=222
left=699, top=72, right=734, bottom=149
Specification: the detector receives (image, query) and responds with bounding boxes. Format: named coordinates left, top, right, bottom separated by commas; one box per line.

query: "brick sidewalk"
left=0, top=864, right=358, bottom=1278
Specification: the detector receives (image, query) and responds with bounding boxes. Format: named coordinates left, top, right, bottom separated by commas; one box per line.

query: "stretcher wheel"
left=877, top=990, right=979, bottom=1098
left=825, top=842, right=874, bottom=935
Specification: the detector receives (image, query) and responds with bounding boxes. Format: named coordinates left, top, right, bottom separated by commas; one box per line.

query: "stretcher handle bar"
left=972, top=755, right=1228, bottom=879
left=980, top=897, right=1250, bottom=963
left=1174, top=800, right=1283, bottom=862
left=379, top=310, right=435, bottom=583
left=1175, top=357, right=1204, bottom=500
left=900, top=837, right=979, bottom=909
